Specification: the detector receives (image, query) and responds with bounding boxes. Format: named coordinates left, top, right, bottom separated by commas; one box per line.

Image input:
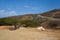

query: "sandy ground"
left=0, top=26, right=60, bottom=40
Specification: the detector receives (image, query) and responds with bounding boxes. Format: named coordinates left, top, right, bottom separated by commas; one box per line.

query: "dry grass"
left=0, top=26, right=60, bottom=40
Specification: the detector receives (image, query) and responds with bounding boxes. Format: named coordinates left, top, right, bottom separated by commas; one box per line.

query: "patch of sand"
left=0, top=26, right=60, bottom=40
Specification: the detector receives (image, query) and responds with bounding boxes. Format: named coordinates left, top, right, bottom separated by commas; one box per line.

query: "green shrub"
left=0, top=18, right=38, bottom=27
left=19, top=20, right=38, bottom=27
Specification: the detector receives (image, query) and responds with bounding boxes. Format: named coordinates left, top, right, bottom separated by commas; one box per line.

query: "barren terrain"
left=0, top=26, right=60, bottom=40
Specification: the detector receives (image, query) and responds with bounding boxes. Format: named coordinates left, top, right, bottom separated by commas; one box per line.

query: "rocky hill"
left=41, top=9, right=60, bottom=19
left=9, top=9, right=60, bottom=21
left=0, top=9, right=60, bottom=29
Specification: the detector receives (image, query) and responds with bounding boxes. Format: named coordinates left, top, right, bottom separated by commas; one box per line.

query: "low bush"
left=19, top=20, right=38, bottom=27
left=41, top=20, right=60, bottom=29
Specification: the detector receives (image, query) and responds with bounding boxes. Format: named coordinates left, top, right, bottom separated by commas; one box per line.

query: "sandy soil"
left=0, top=26, right=60, bottom=40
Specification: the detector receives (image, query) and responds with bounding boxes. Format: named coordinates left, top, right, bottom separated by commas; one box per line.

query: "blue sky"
left=0, top=0, right=60, bottom=18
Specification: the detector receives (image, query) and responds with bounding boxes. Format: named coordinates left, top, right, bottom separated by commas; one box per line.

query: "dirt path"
left=0, top=27, right=60, bottom=40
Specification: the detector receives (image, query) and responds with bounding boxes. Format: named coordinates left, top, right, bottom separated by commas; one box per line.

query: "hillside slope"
left=41, top=9, right=60, bottom=19
left=0, top=9, right=60, bottom=29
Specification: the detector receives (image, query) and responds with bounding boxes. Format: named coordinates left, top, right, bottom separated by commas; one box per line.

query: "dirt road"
left=0, top=26, right=60, bottom=40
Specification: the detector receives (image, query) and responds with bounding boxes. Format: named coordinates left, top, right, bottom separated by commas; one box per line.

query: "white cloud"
left=9, top=11, right=17, bottom=15
left=0, top=10, right=5, bottom=12
left=24, top=5, right=39, bottom=10
left=0, top=10, right=18, bottom=18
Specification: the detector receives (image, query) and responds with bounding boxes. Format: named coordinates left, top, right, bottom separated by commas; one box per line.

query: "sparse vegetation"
left=0, top=9, right=60, bottom=29
left=41, top=9, right=60, bottom=18
left=48, top=20, right=60, bottom=29
left=41, top=20, right=60, bottom=29
left=0, top=18, right=38, bottom=27
left=19, top=20, right=38, bottom=27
